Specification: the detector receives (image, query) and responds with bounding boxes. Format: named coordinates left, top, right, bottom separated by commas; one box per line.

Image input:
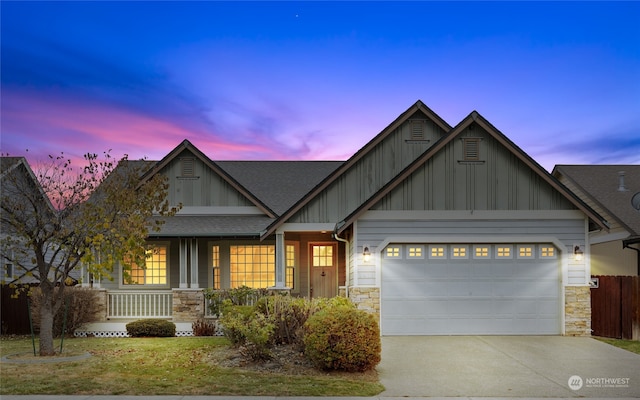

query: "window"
left=474, top=246, right=490, bottom=259
left=4, top=263, right=14, bottom=280
left=518, top=245, right=534, bottom=259
left=540, top=246, right=556, bottom=258
left=230, top=245, right=275, bottom=289
left=463, top=138, right=481, bottom=161
left=286, top=244, right=296, bottom=289
left=384, top=246, right=401, bottom=259
left=496, top=246, right=513, bottom=258
left=452, top=246, right=468, bottom=258
left=125, top=245, right=168, bottom=285
left=408, top=246, right=424, bottom=258
left=212, top=245, right=220, bottom=290
left=429, top=246, right=446, bottom=259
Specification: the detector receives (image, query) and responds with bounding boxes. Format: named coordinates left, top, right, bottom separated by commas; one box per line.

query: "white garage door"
left=381, top=243, right=561, bottom=335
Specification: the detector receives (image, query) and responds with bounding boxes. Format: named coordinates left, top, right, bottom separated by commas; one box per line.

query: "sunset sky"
left=1, top=1, right=639, bottom=171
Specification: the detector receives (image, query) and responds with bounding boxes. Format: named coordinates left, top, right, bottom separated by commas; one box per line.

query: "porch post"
left=274, top=232, right=286, bottom=289
left=190, top=239, right=199, bottom=289
left=179, top=239, right=188, bottom=288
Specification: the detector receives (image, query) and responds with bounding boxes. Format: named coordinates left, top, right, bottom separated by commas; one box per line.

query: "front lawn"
left=595, top=337, right=640, bottom=355
left=0, top=336, right=384, bottom=396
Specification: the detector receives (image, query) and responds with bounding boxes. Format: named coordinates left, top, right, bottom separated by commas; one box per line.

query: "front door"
left=310, top=243, right=337, bottom=298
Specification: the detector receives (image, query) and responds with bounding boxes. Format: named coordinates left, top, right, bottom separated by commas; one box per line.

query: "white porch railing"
left=107, top=290, right=173, bottom=319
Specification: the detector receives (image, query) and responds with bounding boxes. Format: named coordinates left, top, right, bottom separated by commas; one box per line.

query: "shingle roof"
left=149, top=215, right=275, bottom=237
left=216, top=161, right=343, bottom=216
left=554, top=165, right=640, bottom=235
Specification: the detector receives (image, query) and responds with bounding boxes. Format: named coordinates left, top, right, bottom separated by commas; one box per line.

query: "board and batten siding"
left=162, top=150, right=254, bottom=208
left=353, top=212, right=589, bottom=286
left=289, top=114, right=447, bottom=224
left=374, top=128, right=576, bottom=212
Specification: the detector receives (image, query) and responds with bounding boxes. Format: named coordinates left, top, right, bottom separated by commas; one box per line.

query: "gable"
left=372, top=122, right=576, bottom=211
left=160, top=149, right=254, bottom=208
left=285, top=108, right=450, bottom=224
left=139, top=140, right=276, bottom=217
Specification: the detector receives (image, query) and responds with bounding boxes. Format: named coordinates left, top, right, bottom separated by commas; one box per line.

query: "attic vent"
left=181, top=158, right=195, bottom=177
left=463, top=138, right=481, bottom=161
left=410, top=120, right=425, bottom=140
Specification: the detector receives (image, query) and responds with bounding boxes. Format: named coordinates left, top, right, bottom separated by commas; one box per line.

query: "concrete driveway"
left=378, top=336, right=640, bottom=398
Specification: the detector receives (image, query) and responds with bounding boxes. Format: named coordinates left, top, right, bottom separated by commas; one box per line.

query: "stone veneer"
left=172, top=289, right=205, bottom=322
left=564, top=286, right=592, bottom=336
left=91, top=288, right=108, bottom=322
left=349, top=287, right=380, bottom=323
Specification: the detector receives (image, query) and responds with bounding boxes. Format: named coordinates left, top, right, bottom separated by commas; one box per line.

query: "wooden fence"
left=591, top=275, right=640, bottom=340
left=0, top=284, right=36, bottom=335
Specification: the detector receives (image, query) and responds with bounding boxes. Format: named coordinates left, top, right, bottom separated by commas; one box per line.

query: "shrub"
left=303, top=306, right=381, bottom=372
left=30, top=286, right=101, bottom=337
left=255, top=295, right=313, bottom=347
left=126, top=319, right=176, bottom=337
left=219, top=305, right=274, bottom=360
left=192, top=318, right=217, bottom=336
left=204, top=286, right=270, bottom=316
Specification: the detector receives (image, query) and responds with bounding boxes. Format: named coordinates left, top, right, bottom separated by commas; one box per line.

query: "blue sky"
left=1, top=1, right=639, bottom=171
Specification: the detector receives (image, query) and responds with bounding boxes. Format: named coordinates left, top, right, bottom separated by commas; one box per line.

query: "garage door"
left=381, top=243, right=561, bottom=335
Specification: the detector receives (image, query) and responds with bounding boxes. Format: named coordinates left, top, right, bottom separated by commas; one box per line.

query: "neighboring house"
left=0, top=157, right=70, bottom=284
left=553, top=165, right=640, bottom=276
left=81, top=100, right=608, bottom=337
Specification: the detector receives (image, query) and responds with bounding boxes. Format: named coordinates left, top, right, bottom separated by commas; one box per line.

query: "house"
left=79, top=100, right=608, bottom=337
left=0, top=157, right=65, bottom=284
left=553, top=165, right=640, bottom=276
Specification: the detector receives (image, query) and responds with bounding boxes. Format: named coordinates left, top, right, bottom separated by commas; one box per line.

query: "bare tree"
left=1, top=152, right=178, bottom=355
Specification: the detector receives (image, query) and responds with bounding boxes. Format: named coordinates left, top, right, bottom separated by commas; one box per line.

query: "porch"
left=75, top=288, right=218, bottom=337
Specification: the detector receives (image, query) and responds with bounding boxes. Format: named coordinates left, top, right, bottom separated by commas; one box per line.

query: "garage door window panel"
left=384, top=246, right=402, bottom=259
left=407, top=245, right=424, bottom=259
left=429, top=245, right=446, bottom=259
left=540, top=246, right=557, bottom=258
left=517, top=245, right=535, bottom=259
left=496, top=245, right=513, bottom=258
left=473, top=246, right=491, bottom=259
left=451, top=245, right=469, bottom=259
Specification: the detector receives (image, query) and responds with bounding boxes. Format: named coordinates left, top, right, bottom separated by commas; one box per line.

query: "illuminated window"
left=125, top=245, right=168, bottom=285
left=286, top=244, right=296, bottom=289
left=430, top=246, right=446, bottom=258
left=312, top=245, right=333, bottom=267
left=474, top=246, right=490, bottom=258
left=212, top=245, right=220, bottom=290
left=385, top=246, right=401, bottom=258
left=518, top=246, right=534, bottom=259
left=452, top=246, right=468, bottom=258
left=408, top=246, right=424, bottom=258
left=540, top=246, right=556, bottom=258
left=230, top=245, right=275, bottom=289
left=496, top=246, right=512, bottom=258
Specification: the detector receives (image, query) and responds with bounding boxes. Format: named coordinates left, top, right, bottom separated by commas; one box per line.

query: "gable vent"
left=410, top=120, right=425, bottom=140
left=463, top=138, right=480, bottom=161
left=181, top=157, right=195, bottom=177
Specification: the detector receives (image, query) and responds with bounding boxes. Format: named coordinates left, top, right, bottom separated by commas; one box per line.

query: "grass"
left=0, top=336, right=384, bottom=396
left=595, top=337, right=640, bottom=355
